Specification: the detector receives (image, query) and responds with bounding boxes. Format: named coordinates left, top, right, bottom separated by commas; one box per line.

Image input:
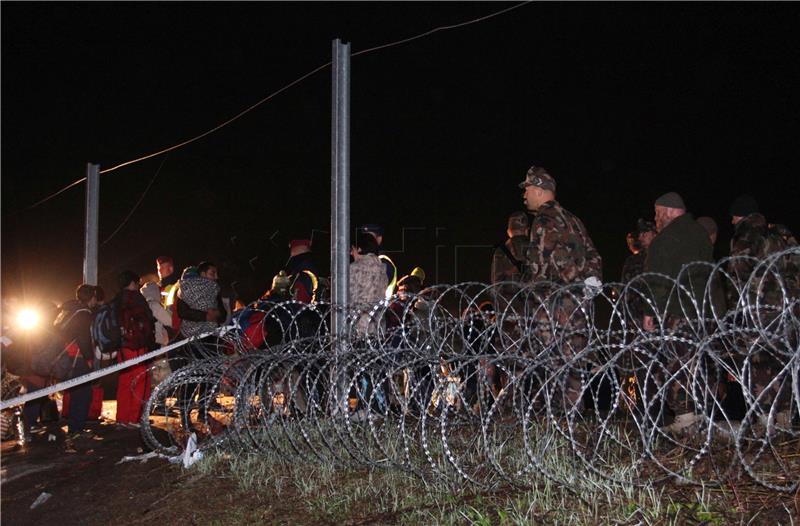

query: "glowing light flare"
left=16, top=308, right=40, bottom=330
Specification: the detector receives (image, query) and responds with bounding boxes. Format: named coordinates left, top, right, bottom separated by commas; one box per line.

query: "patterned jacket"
left=177, top=276, right=220, bottom=338
left=728, top=213, right=799, bottom=305
left=349, top=254, right=389, bottom=334
left=524, top=200, right=603, bottom=285
left=350, top=254, right=388, bottom=306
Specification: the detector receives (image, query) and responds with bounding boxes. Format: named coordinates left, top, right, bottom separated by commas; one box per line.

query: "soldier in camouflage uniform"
left=728, top=195, right=799, bottom=304
left=727, top=195, right=798, bottom=430
left=519, top=166, right=603, bottom=410
left=520, top=167, right=603, bottom=285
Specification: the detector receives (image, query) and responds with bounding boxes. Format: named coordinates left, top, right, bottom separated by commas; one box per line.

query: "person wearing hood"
left=114, top=271, right=156, bottom=427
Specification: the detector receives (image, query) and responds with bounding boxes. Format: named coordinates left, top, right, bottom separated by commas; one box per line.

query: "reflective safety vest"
left=162, top=282, right=179, bottom=308
left=290, top=269, right=319, bottom=303
left=379, top=255, right=398, bottom=300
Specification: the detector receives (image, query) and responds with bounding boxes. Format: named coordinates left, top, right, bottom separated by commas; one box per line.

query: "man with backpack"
left=53, top=285, right=98, bottom=437
left=114, top=271, right=156, bottom=428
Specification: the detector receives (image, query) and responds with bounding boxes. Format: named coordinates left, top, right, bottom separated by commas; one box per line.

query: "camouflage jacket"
left=491, top=235, right=528, bottom=284
left=728, top=213, right=799, bottom=305
left=524, top=200, right=603, bottom=285
left=621, top=250, right=647, bottom=283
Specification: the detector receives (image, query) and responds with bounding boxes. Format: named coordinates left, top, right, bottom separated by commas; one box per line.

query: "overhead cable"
left=23, top=1, right=532, bottom=211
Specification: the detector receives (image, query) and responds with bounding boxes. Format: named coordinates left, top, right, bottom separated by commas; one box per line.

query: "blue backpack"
left=91, top=298, right=121, bottom=360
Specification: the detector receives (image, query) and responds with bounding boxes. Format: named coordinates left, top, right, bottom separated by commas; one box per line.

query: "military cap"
left=518, top=165, right=556, bottom=192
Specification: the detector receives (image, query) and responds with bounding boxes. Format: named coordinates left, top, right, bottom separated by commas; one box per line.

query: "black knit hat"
left=654, top=191, right=686, bottom=210
left=729, top=195, right=759, bottom=217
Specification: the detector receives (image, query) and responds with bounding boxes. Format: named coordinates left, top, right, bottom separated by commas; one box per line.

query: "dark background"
left=3, top=2, right=799, bottom=306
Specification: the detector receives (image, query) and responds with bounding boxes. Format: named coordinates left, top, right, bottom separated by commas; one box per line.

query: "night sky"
left=3, top=2, right=799, bottom=305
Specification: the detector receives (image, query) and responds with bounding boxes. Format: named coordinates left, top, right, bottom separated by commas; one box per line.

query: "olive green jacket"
left=644, top=213, right=724, bottom=319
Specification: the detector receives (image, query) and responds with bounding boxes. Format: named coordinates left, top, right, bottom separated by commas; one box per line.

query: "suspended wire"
left=100, top=155, right=168, bottom=246
left=23, top=1, right=532, bottom=211
left=21, top=62, right=330, bottom=212
left=25, top=177, right=88, bottom=210
left=351, top=2, right=531, bottom=57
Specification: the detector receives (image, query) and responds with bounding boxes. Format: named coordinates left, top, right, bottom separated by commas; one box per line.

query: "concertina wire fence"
left=140, top=248, right=799, bottom=492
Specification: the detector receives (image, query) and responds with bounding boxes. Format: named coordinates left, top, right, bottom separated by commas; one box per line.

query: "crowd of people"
left=0, top=223, right=423, bottom=446
left=1, top=260, right=231, bottom=448
left=2, top=164, right=797, bottom=447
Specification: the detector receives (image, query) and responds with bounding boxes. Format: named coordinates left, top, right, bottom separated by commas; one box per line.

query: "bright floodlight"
left=16, top=308, right=40, bottom=330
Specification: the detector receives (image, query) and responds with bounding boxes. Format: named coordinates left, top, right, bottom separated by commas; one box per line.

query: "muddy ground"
left=1, top=397, right=256, bottom=526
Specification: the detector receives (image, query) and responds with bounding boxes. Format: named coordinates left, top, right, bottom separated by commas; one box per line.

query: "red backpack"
left=118, top=293, right=155, bottom=350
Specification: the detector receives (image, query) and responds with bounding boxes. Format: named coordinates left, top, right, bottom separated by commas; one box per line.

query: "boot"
left=712, top=419, right=741, bottom=445
left=661, top=412, right=701, bottom=437
left=759, top=410, right=792, bottom=438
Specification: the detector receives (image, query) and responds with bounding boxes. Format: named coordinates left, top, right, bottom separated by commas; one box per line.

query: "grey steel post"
left=331, top=39, right=350, bottom=345
left=83, top=163, right=100, bottom=285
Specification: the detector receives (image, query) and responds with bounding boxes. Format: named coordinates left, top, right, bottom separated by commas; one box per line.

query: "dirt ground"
left=1, top=402, right=230, bottom=526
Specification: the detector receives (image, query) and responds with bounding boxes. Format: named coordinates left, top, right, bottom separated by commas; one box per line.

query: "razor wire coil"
left=141, top=248, right=800, bottom=492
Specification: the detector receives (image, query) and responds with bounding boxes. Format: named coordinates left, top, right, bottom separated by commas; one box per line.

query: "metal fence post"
left=331, top=39, right=351, bottom=345
left=83, top=163, right=100, bottom=285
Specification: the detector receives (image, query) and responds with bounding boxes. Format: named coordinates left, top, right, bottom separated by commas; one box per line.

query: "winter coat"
left=644, top=213, right=722, bottom=319
left=141, top=282, right=173, bottom=346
